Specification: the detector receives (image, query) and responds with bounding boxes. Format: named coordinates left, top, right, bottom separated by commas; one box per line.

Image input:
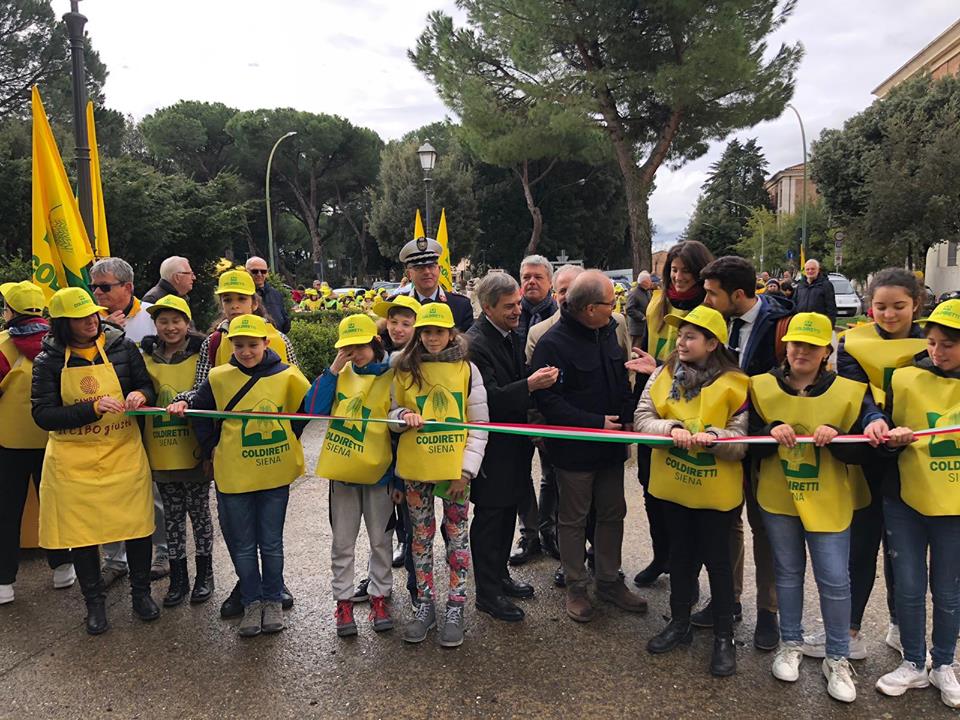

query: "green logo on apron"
left=241, top=400, right=287, bottom=447
left=415, top=385, right=464, bottom=431
left=330, top=392, right=370, bottom=443
left=780, top=424, right=820, bottom=479
left=669, top=417, right=716, bottom=467
left=153, top=384, right=188, bottom=428
left=927, top=410, right=960, bottom=458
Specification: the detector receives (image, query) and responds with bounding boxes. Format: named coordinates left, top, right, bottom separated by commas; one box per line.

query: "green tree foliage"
left=140, top=100, right=239, bottom=181
left=411, top=0, right=801, bottom=274
left=684, top=138, right=773, bottom=258
left=812, top=74, right=960, bottom=276
left=734, top=199, right=835, bottom=275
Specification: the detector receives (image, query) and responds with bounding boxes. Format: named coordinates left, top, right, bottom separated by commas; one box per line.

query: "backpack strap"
left=774, top=315, right=793, bottom=365
left=207, top=330, right=222, bottom=365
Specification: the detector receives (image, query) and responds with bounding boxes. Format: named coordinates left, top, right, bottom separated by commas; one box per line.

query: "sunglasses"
left=249, top=269, right=268, bottom=275
left=90, top=282, right=122, bottom=292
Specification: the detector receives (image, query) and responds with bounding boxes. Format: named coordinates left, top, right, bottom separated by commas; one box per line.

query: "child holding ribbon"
left=390, top=303, right=488, bottom=648
left=634, top=305, right=747, bottom=677
left=307, top=314, right=399, bottom=638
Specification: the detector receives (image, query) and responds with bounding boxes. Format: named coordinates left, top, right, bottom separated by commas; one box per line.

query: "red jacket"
left=0, top=318, right=48, bottom=381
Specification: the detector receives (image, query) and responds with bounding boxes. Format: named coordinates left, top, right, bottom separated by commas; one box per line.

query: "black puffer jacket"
left=31, top=325, right=155, bottom=431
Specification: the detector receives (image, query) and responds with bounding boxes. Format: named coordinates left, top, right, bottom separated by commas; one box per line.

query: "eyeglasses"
left=90, top=282, right=122, bottom=292
left=249, top=269, right=268, bottom=275
left=175, top=270, right=196, bottom=277
left=591, top=300, right=617, bottom=308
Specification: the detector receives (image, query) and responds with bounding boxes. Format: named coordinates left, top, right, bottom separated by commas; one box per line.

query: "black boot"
left=73, top=548, right=109, bottom=635
left=711, top=634, right=737, bottom=677
left=220, top=581, right=243, bottom=619
left=190, top=555, right=214, bottom=604
left=647, top=617, right=693, bottom=654
left=633, top=560, right=668, bottom=587
left=130, top=570, right=160, bottom=621
left=163, top=558, right=189, bottom=608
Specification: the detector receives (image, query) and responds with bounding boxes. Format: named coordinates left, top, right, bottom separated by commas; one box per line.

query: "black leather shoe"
left=501, top=576, right=535, bottom=599
left=633, top=561, right=668, bottom=588
left=85, top=598, right=108, bottom=635
left=553, top=565, right=566, bottom=588
left=392, top=543, right=406, bottom=568
left=220, top=582, right=243, bottom=619
left=647, top=619, right=693, bottom=654
left=132, top=593, right=160, bottom=621
left=754, top=608, right=779, bottom=651
left=280, top=584, right=294, bottom=610
left=691, top=600, right=742, bottom=628
left=509, top=536, right=541, bottom=566
left=190, top=555, right=214, bottom=605
left=163, top=558, right=189, bottom=608
left=476, top=594, right=525, bottom=622
left=711, top=635, right=737, bottom=676
left=541, top=532, right=561, bottom=560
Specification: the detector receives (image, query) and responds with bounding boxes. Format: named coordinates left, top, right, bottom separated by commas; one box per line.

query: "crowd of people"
left=1, top=237, right=959, bottom=708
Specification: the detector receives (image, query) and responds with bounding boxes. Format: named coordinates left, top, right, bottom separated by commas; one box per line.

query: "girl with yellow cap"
left=0, top=281, right=74, bottom=605
left=634, top=304, right=747, bottom=677
left=389, top=302, right=488, bottom=648
left=31, top=287, right=158, bottom=635
left=749, top=312, right=869, bottom=703
left=306, top=314, right=399, bottom=638
left=875, top=299, right=960, bottom=708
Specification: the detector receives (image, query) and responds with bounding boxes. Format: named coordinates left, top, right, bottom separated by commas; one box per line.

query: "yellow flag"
left=414, top=208, right=425, bottom=240
left=435, top=208, right=453, bottom=291
left=86, top=101, right=110, bottom=258
left=799, top=242, right=806, bottom=270
left=31, top=86, right=94, bottom=300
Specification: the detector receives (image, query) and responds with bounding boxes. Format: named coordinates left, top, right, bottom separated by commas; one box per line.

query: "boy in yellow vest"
left=185, top=314, right=310, bottom=638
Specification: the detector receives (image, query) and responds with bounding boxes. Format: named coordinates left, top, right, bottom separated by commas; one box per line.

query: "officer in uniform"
left=395, top=237, right=474, bottom=332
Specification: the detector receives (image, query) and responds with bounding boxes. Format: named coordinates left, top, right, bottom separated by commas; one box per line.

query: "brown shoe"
left=150, top=554, right=170, bottom=581
left=565, top=588, right=594, bottom=623
left=596, top=580, right=648, bottom=614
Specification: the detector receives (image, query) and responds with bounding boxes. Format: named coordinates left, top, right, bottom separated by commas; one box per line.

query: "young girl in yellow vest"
left=390, top=302, right=488, bottom=647
left=306, top=314, right=399, bottom=637
left=141, top=295, right=214, bottom=608
left=874, top=299, right=960, bottom=708
left=0, top=281, right=73, bottom=604
left=634, top=305, right=747, bottom=677
left=831, top=267, right=926, bottom=658
left=749, top=312, right=870, bottom=704
left=185, top=314, right=309, bottom=638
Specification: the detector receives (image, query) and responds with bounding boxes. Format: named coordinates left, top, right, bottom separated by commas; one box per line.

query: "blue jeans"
left=883, top=497, right=960, bottom=668
left=761, top=510, right=851, bottom=658
left=217, top=485, right=289, bottom=606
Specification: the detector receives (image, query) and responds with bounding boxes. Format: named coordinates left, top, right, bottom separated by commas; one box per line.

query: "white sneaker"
left=52, top=563, right=76, bottom=589
left=801, top=630, right=826, bottom=658
left=885, top=623, right=903, bottom=655
left=876, top=660, right=930, bottom=696
left=930, top=664, right=960, bottom=708
left=848, top=632, right=867, bottom=661
left=823, top=657, right=857, bottom=703
left=0, top=584, right=13, bottom=605
left=772, top=642, right=803, bottom=682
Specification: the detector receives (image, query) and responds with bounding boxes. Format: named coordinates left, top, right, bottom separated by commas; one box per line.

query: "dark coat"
left=258, top=282, right=291, bottom=334
left=466, top=315, right=534, bottom=507
left=31, top=325, right=155, bottom=431
left=530, top=308, right=634, bottom=472
left=142, top=278, right=186, bottom=305
left=625, top=286, right=651, bottom=339
left=794, top=273, right=837, bottom=325
left=739, top=292, right=795, bottom=377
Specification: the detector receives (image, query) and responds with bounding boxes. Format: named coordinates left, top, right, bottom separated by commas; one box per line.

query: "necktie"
left=729, top=318, right=746, bottom=351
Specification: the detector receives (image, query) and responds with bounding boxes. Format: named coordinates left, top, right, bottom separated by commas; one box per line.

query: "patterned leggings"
left=405, top=480, right=470, bottom=604
left=157, top=481, right=214, bottom=560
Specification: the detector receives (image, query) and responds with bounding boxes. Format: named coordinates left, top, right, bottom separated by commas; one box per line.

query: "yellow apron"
left=891, top=366, right=960, bottom=516
left=0, top=332, right=48, bottom=449
left=39, top=342, right=153, bottom=549
left=143, top=354, right=202, bottom=471
left=842, top=322, right=926, bottom=404
left=209, top=364, right=310, bottom=493
left=394, top=361, right=471, bottom=483
left=215, top=322, right=290, bottom=367
left=648, top=368, right=748, bottom=511
left=751, top=373, right=866, bottom=532
left=646, top=291, right=687, bottom=362
left=316, top=364, right=394, bottom=484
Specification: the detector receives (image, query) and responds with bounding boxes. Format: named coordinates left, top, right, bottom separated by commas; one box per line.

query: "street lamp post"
left=786, top=104, right=808, bottom=260
left=417, top=142, right=437, bottom=237
left=266, top=131, right=297, bottom=271
left=63, top=1, right=94, bottom=243
left=726, top=199, right=764, bottom=270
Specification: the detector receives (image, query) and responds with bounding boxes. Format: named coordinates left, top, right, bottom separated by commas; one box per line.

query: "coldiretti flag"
left=31, top=86, right=93, bottom=300
left=86, top=100, right=109, bottom=258
left=435, top=208, right=453, bottom=292
left=414, top=208, right=425, bottom=240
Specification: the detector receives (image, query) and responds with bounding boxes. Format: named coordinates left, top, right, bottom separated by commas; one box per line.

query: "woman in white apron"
left=31, top=288, right=157, bottom=635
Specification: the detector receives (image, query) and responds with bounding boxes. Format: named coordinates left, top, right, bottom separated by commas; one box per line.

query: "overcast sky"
left=84, top=0, right=958, bottom=250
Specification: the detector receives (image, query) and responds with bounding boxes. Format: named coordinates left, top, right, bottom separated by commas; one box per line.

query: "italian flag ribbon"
left=127, top=408, right=960, bottom=447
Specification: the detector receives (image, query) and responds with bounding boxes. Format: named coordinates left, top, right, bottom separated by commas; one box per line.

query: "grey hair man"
left=142, top=256, right=194, bottom=304
left=244, top=257, right=291, bottom=333
left=794, top=258, right=837, bottom=325
left=517, top=255, right=557, bottom=346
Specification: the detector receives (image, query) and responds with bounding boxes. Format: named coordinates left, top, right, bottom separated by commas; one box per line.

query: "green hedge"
left=290, top=308, right=352, bottom=324
left=288, top=319, right=340, bottom=380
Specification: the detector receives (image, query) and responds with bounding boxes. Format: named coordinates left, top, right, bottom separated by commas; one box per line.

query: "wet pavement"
left=1, top=422, right=956, bottom=719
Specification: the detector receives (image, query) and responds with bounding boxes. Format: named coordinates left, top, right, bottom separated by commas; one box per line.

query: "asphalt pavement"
left=0, top=422, right=956, bottom=719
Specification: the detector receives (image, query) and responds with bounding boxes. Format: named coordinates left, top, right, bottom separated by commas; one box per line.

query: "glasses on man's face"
left=176, top=270, right=195, bottom=277
left=592, top=300, right=616, bottom=308
left=249, top=269, right=268, bottom=276
left=90, top=282, right=122, bottom=293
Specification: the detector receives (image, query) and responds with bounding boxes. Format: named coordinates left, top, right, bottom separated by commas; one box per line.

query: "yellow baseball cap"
left=372, top=294, right=422, bottom=319
left=919, top=299, right=960, bottom=330
left=665, top=305, right=728, bottom=344
left=305, top=288, right=318, bottom=297
left=414, top=302, right=455, bottom=329
left=225, top=314, right=269, bottom=339
left=0, top=281, right=45, bottom=316
left=216, top=269, right=256, bottom=296
left=335, top=314, right=378, bottom=348
left=146, top=294, right=192, bottom=321
left=781, top=312, right=833, bottom=346
left=48, top=287, right=106, bottom=319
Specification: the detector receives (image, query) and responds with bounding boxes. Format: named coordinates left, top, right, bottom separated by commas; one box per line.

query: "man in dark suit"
left=395, top=237, right=474, bottom=331
left=466, top=272, right=558, bottom=622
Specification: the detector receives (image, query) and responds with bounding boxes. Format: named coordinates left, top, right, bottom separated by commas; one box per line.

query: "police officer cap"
left=399, top=237, right=442, bottom=267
